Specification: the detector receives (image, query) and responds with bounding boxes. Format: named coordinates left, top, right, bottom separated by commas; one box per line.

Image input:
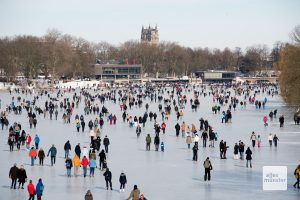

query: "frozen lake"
left=0, top=85, right=300, bottom=200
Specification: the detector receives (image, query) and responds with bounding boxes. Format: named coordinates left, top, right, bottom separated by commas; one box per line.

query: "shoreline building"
left=141, top=25, right=159, bottom=45
left=93, top=61, right=142, bottom=82
left=194, top=70, right=237, bottom=83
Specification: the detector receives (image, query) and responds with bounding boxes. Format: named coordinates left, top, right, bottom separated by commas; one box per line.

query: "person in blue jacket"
left=34, top=135, right=40, bottom=150
left=160, top=142, right=165, bottom=152
left=36, top=178, right=44, bottom=200
left=47, top=144, right=57, bottom=166
left=89, top=158, right=97, bottom=177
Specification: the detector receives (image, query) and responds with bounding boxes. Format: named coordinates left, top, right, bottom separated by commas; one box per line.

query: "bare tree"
left=290, top=25, right=300, bottom=44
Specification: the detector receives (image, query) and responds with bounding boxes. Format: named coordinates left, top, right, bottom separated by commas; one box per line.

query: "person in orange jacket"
left=72, top=155, right=81, bottom=177
left=27, top=180, right=35, bottom=200
left=161, top=122, right=166, bottom=134
left=29, top=147, right=37, bottom=166
left=81, top=156, right=89, bottom=177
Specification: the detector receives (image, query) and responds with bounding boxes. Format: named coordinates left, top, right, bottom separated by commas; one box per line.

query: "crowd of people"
left=2, top=81, right=300, bottom=200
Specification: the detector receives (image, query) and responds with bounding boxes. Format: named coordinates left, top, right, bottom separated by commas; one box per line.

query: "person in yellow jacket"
left=294, top=165, right=300, bottom=189
left=165, top=112, right=169, bottom=120
left=179, top=110, right=183, bottom=119
left=191, top=123, right=197, bottom=136
left=181, top=122, right=186, bottom=137
left=72, top=155, right=81, bottom=177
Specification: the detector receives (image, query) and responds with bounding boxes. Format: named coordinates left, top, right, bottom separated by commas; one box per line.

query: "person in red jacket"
left=25, top=134, right=32, bottom=149
left=27, top=180, right=35, bottom=200
left=113, top=115, right=117, bottom=124
left=81, top=156, right=89, bottom=177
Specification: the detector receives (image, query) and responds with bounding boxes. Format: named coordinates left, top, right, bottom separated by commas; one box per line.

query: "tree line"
left=0, top=29, right=282, bottom=81
left=278, top=25, right=300, bottom=106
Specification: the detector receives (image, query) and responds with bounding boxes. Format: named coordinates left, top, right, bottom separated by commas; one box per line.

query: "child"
left=129, top=120, right=134, bottom=128
left=160, top=142, right=165, bottom=152
left=76, top=122, right=80, bottom=132
left=257, top=135, right=261, bottom=147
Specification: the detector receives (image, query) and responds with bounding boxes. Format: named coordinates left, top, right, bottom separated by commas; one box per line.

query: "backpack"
left=40, top=185, right=44, bottom=192
left=204, top=160, right=211, bottom=169
left=66, top=161, right=71, bottom=168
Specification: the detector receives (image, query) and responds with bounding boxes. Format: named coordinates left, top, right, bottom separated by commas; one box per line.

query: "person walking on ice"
left=47, top=144, right=57, bottom=166
left=294, top=165, right=300, bottom=189
left=103, top=168, right=112, bottom=190
left=36, top=178, right=44, bottom=200
left=119, top=171, right=127, bottom=192
left=27, top=180, right=35, bottom=200
left=250, top=132, right=256, bottom=148
left=268, top=134, right=273, bottom=147
left=273, top=134, right=279, bottom=147
left=145, top=134, right=151, bottom=151
left=203, top=157, right=213, bottom=181
left=9, top=163, right=18, bottom=189
left=246, top=147, right=252, bottom=168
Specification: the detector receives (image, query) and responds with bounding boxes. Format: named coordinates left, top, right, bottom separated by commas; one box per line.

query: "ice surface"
left=0, top=85, right=300, bottom=200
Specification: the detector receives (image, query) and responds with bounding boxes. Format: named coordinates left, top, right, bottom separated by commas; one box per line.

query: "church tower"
left=141, top=25, right=159, bottom=45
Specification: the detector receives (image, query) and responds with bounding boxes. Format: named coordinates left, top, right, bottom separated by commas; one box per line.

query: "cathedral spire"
left=141, top=24, right=159, bottom=45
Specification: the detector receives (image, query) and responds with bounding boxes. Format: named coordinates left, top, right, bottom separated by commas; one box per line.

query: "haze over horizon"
left=0, top=0, right=299, bottom=50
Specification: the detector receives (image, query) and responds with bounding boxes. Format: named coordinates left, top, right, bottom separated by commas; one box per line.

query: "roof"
left=94, top=64, right=142, bottom=68
left=195, top=70, right=237, bottom=73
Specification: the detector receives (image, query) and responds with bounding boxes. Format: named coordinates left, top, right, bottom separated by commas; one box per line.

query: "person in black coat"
left=154, top=134, right=160, bottom=151
left=233, top=143, right=239, bottom=160
left=88, top=120, right=93, bottom=130
left=95, top=136, right=101, bottom=151
left=279, top=115, right=284, bottom=127
left=98, top=150, right=106, bottom=170
left=75, top=143, right=81, bottom=158
left=119, top=172, right=127, bottom=192
left=245, top=147, right=252, bottom=168
left=103, top=168, right=112, bottom=190
left=99, top=118, right=104, bottom=129
left=219, top=140, right=224, bottom=159
left=175, top=123, right=180, bottom=137
left=192, top=144, right=198, bottom=161
left=103, top=136, right=110, bottom=153
left=64, top=140, right=71, bottom=158
left=8, top=135, right=14, bottom=152
left=239, top=141, right=245, bottom=160
left=273, top=134, right=279, bottom=147
left=201, top=131, right=208, bottom=147
left=9, top=163, right=19, bottom=189
left=17, top=165, right=27, bottom=189
left=81, top=120, right=85, bottom=132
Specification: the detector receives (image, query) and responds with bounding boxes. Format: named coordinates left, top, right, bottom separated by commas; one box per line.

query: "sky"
left=0, top=0, right=299, bottom=50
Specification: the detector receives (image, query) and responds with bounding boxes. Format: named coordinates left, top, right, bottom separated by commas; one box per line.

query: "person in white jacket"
left=90, top=129, right=96, bottom=146
left=82, top=146, right=89, bottom=158
left=268, top=134, right=273, bottom=147
left=193, top=134, right=200, bottom=146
